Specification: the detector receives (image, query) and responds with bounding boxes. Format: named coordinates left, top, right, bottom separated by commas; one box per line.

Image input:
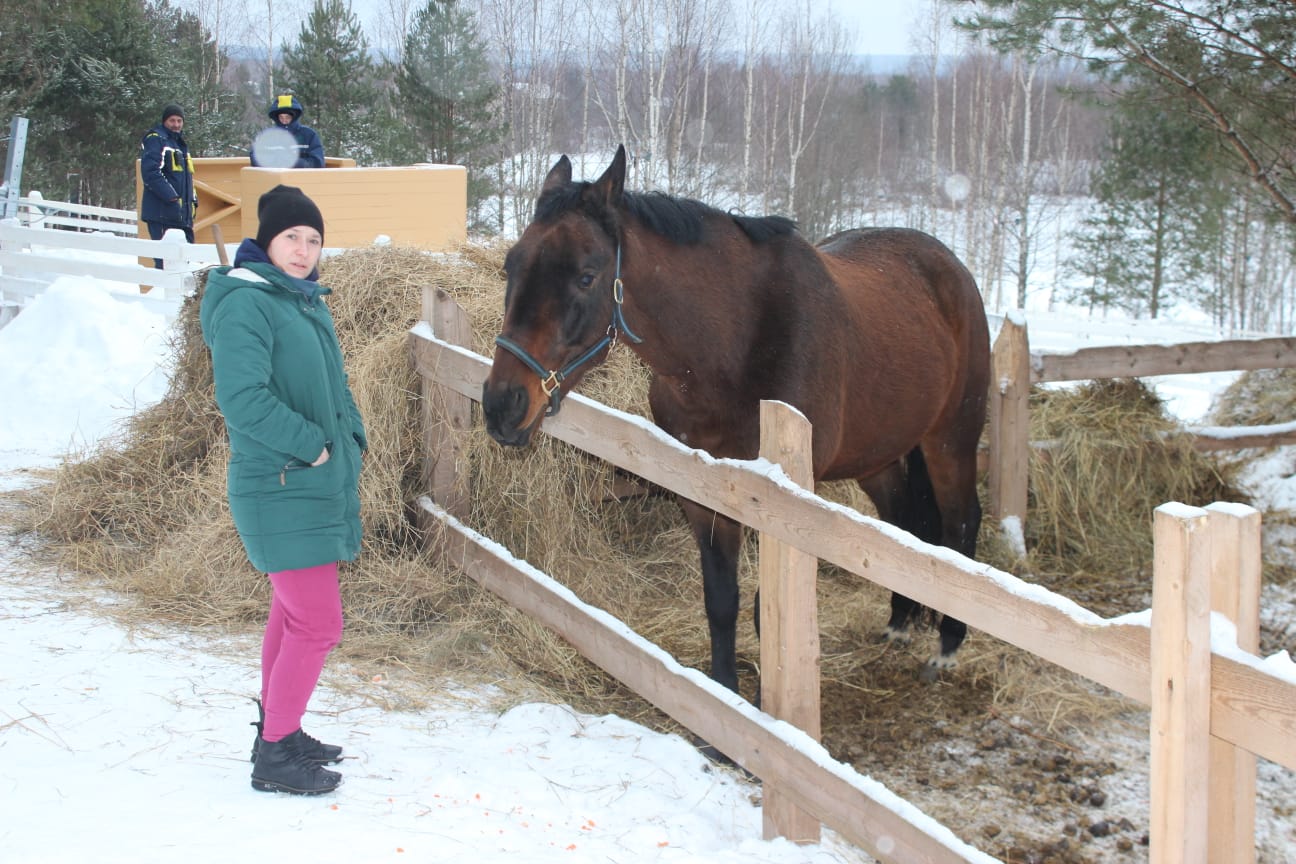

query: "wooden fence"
left=410, top=288, right=1296, bottom=864
left=986, top=314, right=1296, bottom=526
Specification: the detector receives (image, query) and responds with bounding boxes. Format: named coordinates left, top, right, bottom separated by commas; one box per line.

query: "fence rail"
left=410, top=288, right=1295, bottom=864
left=0, top=216, right=218, bottom=309
left=15, top=191, right=137, bottom=234
left=987, top=316, right=1296, bottom=525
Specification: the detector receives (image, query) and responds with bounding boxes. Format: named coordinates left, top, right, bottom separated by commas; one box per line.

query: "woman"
left=199, top=185, right=366, bottom=796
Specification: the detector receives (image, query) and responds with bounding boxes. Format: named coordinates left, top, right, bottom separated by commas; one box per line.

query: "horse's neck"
left=621, top=233, right=753, bottom=380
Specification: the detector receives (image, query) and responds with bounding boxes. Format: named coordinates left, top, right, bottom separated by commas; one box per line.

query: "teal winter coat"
left=199, top=256, right=366, bottom=573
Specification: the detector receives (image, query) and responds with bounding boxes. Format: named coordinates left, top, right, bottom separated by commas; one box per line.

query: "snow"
left=3, top=254, right=1294, bottom=863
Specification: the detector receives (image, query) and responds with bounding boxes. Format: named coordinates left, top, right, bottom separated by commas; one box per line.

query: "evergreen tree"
left=396, top=0, right=505, bottom=222
left=0, top=0, right=235, bottom=206
left=279, top=0, right=382, bottom=164
left=148, top=0, right=245, bottom=157
left=1064, top=91, right=1228, bottom=318
left=952, top=0, right=1296, bottom=225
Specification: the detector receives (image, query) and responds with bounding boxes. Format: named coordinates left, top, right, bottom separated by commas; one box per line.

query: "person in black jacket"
left=250, top=94, right=325, bottom=169
left=139, top=103, right=197, bottom=268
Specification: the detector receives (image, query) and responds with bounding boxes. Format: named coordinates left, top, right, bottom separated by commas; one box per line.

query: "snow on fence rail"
left=410, top=288, right=1295, bottom=864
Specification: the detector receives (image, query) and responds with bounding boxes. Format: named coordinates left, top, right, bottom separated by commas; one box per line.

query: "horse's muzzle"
left=481, top=380, right=536, bottom=447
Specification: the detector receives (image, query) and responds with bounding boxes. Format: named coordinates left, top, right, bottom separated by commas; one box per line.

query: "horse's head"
left=482, top=145, right=638, bottom=447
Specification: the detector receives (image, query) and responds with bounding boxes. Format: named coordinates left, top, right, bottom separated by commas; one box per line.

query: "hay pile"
left=1017, top=378, right=1242, bottom=614
left=6, top=245, right=1250, bottom=733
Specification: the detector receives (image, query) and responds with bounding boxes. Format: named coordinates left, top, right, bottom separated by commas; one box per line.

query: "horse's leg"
left=678, top=498, right=745, bottom=695
left=857, top=462, right=923, bottom=645
left=919, top=435, right=984, bottom=679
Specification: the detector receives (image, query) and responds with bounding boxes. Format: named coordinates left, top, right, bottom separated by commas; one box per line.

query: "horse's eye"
left=579, top=272, right=595, bottom=289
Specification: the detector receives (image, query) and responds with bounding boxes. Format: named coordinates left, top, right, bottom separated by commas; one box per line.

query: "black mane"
left=534, top=183, right=798, bottom=247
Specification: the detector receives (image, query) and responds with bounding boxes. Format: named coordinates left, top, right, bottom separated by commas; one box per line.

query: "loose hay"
left=1019, top=378, right=1242, bottom=616
left=2, top=245, right=1255, bottom=748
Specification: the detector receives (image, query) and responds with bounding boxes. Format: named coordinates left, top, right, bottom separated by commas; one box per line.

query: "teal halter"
left=494, top=244, right=643, bottom=417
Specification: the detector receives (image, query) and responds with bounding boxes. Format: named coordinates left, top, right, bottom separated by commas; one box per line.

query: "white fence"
left=0, top=194, right=226, bottom=319
left=14, top=191, right=139, bottom=234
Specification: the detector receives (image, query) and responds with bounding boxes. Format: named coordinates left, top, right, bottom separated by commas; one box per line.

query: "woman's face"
left=266, top=226, right=323, bottom=279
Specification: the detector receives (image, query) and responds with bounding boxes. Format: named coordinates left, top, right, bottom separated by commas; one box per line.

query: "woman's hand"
left=311, top=447, right=331, bottom=467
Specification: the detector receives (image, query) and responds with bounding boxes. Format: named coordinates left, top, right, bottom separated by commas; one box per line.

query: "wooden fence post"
left=757, top=399, right=821, bottom=844
left=1206, top=502, right=1261, bottom=863
left=420, top=286, right=473, bottom=522
left=988, top=314, right=1030, bottom=529
left=1150, top=503, right=1213, bottom=864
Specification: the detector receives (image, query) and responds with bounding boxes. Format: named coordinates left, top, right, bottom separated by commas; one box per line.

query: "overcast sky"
left=827, top=0, right=928, bottom=56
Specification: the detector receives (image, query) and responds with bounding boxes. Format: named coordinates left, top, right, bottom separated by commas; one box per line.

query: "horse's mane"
left=535, top=183, right=798, bottom=247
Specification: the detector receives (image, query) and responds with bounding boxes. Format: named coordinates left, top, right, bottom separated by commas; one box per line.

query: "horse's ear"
left=542, top=155, right=572, bottom=194
left=592, top=145, right=627, bottom=207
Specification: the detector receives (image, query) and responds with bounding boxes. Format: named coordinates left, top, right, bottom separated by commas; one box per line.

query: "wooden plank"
left=407, top=329, right=1296, bottom=770
left=1149, top=504, right=1212, bottom=864
left=1206, top=504, right=1260, bottom=864
left=420, top=287, right=473, bottom=521
left=1183, top=421, right=1296, bottom=452
left=25, top=215, right=137, bottom=234
left=0, top=251, right=191, bottom=293
left=419, top=497, right=996, bottom=864
left=988, top=314, right=1030, bottom=523
left=757, top=400, right=821, bottom=844
left=18, top=195, right=136, bottom=221
left=1033, top=337, right=1296, bottom=383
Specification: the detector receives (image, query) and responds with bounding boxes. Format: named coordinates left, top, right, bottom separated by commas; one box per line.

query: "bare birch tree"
left=775, top=0, right=845, bottom=216
left=476, top=0, right=576, bottom=232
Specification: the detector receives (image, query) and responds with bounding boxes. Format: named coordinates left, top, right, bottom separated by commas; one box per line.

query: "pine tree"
left=148, top=0, right=245, bottom=158
left=953, top=0, right=1296, bottom=225
left=396, top=0, right=505, bottom=218
left=1064, top=91, right=1229, bottom=317
left=279, top=0, right=382, bottom=164
left=0, top=0, right=236, bottom=205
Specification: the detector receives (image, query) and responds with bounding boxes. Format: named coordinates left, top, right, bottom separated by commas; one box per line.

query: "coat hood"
left=267, top=94, right=305, bottom=121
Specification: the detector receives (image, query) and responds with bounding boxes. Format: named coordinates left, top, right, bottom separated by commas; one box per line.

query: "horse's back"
left=818, top=226, right=986, bottom=341
left=807, top=226, right=990, bottom=482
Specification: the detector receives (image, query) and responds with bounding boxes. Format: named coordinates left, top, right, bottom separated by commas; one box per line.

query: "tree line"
left=2, top=0, right=1293, bottom=333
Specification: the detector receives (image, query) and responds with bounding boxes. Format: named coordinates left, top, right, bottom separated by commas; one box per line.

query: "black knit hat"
left=161, top=103, right=184, bottom=122
left=255, top=184, right=324, bottom=250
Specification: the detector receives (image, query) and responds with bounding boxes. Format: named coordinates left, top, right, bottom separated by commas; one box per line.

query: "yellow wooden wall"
left=135, top=157, right=467, bottom=252
left=239, top=164, right=467, bottom=250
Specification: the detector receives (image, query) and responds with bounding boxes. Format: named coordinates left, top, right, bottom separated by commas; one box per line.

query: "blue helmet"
left=267, top=94, right=304, bottom=121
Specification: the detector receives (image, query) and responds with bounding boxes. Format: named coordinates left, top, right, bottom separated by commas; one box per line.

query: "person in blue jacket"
left=139, top=103, right=197, bottom=268
left=200, top=185, right=365, bottom=796
left=251, top=94, right=325, bottom=169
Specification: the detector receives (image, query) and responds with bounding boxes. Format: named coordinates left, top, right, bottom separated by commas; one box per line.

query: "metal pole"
left=1, top=116, right=29, bottom=220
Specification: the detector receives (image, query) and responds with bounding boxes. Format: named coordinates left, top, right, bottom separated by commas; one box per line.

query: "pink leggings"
left=260, top=562, right=343, bottom=742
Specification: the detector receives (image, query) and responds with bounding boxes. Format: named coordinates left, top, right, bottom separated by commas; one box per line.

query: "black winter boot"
left=250, top=698, right=343, bottom=764
left=250, top=730, right=342, bottom=795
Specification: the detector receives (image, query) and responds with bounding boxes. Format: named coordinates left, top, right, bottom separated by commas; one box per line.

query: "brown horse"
left=482, top=145, right=990, bottom=695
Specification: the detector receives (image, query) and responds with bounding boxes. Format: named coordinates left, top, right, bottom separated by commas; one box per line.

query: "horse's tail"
left=899, top=446, right=942, bottom=546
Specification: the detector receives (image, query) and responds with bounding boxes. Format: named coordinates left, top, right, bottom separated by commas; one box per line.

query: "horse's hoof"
left=692, top=735, right=733, bottom=767
left=877, top=627, right=911, bottom=645
left=919, top=654, right=957, bottom=682
left=691, top=736, right=757, bottom=781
